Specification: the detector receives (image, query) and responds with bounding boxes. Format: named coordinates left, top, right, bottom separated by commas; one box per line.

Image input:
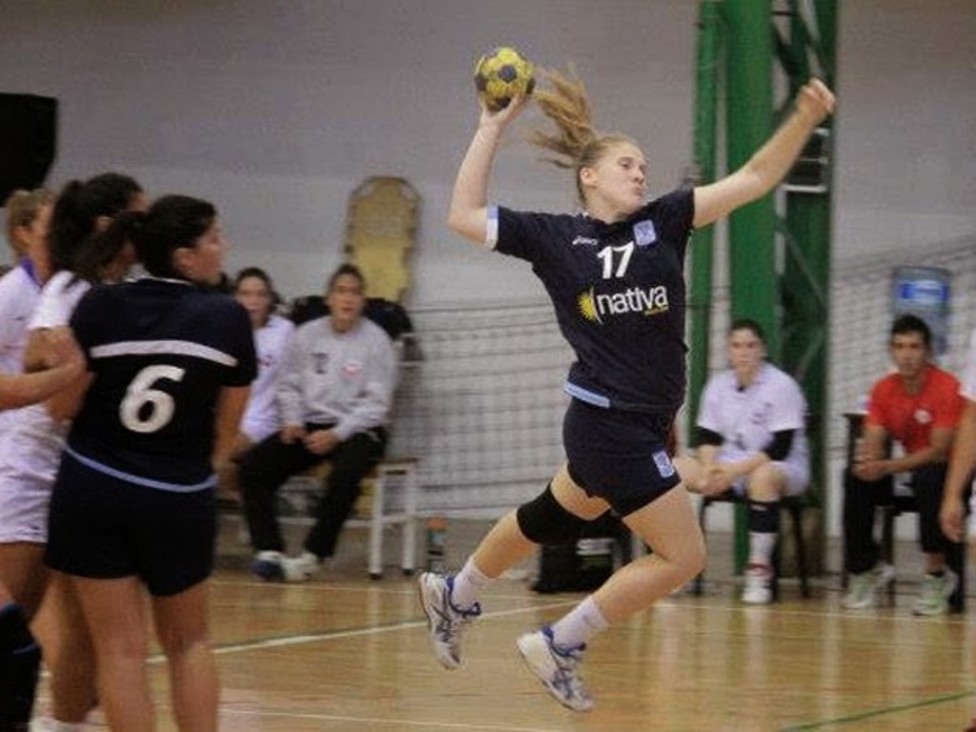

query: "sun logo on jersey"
left=578, top=288, right=601, bottom=324
left=577, top=284, right=670, bottom=324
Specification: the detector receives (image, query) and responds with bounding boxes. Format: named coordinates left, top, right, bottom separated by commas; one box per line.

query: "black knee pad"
left=0, top=604, right=41, bottom=725
left=517, top=485, right=588, bottom=545
left=748, top=500, right=781, bottom=534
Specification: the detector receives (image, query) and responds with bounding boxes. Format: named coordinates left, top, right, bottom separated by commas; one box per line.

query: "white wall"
left=0, top=0, right=697, bottom=301
left=833, top=1, right=976, bottom=260
left=2, top=2, right=973, bottom=300
left=3, top=1, right=972, bottom=300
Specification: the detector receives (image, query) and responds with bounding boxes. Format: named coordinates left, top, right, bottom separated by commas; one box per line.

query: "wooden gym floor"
left=31, top=520, right=976, bottom=731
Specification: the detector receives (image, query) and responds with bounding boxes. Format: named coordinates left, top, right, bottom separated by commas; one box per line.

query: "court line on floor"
left=34, top=596, right=576, bottom=728
left=217, top=707, right=564, bottom=732
left=780, top=689, right=976, bottom=730
left=175, top=599, right=573, bottom=730
left=208, top=598, right=578, bottom=658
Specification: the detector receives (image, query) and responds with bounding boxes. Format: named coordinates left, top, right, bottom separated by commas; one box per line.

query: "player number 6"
left=119, top=364, right=187, bottom=433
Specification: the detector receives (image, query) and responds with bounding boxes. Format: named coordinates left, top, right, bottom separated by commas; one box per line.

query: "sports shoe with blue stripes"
left=418, top=573, right=481, bottom=670
left=516, top=626, right=594, bottom=712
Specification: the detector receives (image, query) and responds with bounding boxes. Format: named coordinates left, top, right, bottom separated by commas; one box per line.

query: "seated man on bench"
left=844, top=314, right=963, bottom=614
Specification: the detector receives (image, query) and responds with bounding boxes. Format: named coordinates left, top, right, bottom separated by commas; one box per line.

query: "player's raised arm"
left=448, top=48, right=535, bottom=245
left=447, top=97, right=528, bottom=245
left=693, top=78, right=835, bottom=229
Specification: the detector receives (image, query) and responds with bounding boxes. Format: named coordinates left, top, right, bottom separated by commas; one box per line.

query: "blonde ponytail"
left=530, top=66, right=637, bottom=204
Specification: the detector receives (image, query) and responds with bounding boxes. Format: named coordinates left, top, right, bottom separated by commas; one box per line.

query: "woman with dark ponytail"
left=45, top=194, right=256, bottom=731
left=0, top=172, right=144, bottom=731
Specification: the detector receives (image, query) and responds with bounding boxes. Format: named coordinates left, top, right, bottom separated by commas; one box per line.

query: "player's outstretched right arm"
left=447, top=96, right=528, bottom=245
left=693, top=78, right=834, bottom=230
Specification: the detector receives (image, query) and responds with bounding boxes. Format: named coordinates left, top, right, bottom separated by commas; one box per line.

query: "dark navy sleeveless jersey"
left=66, top=278, right=257, bottom=487
left=492, top=188, right=694, bottom=413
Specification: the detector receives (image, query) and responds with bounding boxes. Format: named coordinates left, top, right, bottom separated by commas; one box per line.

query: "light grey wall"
left=2, top=1, right=972, bottom=302
left=3, top=1, right=974, bottom=302
left=833, top=1, right=976, bottom=261
left=0, top=0, right=697, bottom=302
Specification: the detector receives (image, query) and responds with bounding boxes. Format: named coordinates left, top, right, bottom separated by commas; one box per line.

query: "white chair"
left=280, top=456, right=420, bottom=579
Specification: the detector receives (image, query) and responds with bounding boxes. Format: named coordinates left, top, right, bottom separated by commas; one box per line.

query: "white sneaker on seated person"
left=842, top=562, right=895, bottom=610
left=250, top=550, right=320, bottom=583
left=911, top=568, right=957, bottom=617
left=742, top=563, right=774, bottom=605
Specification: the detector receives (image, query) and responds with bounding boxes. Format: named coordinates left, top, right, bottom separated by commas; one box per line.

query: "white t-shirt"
left=697, top=362, right=810, bottom=481
left=241, top=314, right=295, bottom=442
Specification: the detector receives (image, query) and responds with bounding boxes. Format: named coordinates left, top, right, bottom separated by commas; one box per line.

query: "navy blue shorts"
left=563, top=398, right=680, bottom=517
left=45, top=452, right=217, bottom=596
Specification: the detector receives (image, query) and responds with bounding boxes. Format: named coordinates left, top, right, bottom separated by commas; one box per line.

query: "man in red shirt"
left=843, top=314, right=964, bottom=615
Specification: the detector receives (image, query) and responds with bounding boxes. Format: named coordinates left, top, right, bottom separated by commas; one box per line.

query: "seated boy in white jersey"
left=680, top=319, right=810, bottom=604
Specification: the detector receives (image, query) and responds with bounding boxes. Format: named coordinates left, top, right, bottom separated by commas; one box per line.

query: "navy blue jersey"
left=493, top=188, right=694, bottom=413
left=66, top=278, right=257, bottom=488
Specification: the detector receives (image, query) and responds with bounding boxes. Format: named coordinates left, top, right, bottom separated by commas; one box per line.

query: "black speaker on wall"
left=0, top=93, right=57, bottom=205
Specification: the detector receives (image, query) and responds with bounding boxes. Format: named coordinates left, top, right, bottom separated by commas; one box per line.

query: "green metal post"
left=779, top=0, right=837, bottom=572
left=723, top=0, right=776, bottom=570
left=687, top=0, right=721, bottom=446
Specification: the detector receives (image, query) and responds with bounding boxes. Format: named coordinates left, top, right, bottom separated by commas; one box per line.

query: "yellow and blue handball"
left=473, top=46, right=535, bottom=112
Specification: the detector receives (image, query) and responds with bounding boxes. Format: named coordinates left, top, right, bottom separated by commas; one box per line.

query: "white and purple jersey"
left=489, top=189, right=694, bottom=414
left=0, top=259, right=44, bottom=440
left=66, top=278, right=256, bottom=489
left=0, top=259, right=43, bottom=373
left=0, top=270, right=92, bottom=544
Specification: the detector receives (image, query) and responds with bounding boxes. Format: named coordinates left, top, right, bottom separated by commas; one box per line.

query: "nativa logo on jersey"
left=577, top=285, right=670, bottom=324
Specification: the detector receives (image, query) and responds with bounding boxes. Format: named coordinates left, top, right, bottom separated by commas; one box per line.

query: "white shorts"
left=718, top=447, right=810, bottom=498
left=0, top=405, right=67, bottom=544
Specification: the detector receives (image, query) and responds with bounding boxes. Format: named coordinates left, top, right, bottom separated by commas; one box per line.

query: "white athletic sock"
left=549, top=595, right=609, bottom=651
left=748, top=532, right=777, bottom=568
left=450, top=557, right=494, bottom=610
left=33, top=719, right=85, bottom=732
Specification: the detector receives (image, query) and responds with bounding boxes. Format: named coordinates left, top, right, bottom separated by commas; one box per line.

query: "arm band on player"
left=695, top=427, right=724, bottom=447
left=763, top=429, right=795, bottom=461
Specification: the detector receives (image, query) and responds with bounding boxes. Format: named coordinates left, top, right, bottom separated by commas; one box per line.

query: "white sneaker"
left=842, top=563, right=896, bottom=610
left=418, top=573, right=481, bottom=670
left=282, top=551, right=320, bottom=582
left=742, top=563, right=774, bottom=605
left=250, top=550, right=318, bottom=583
left=516, top=626, right=594, bottom=712
left=912, top=568, right=958, bottom=616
